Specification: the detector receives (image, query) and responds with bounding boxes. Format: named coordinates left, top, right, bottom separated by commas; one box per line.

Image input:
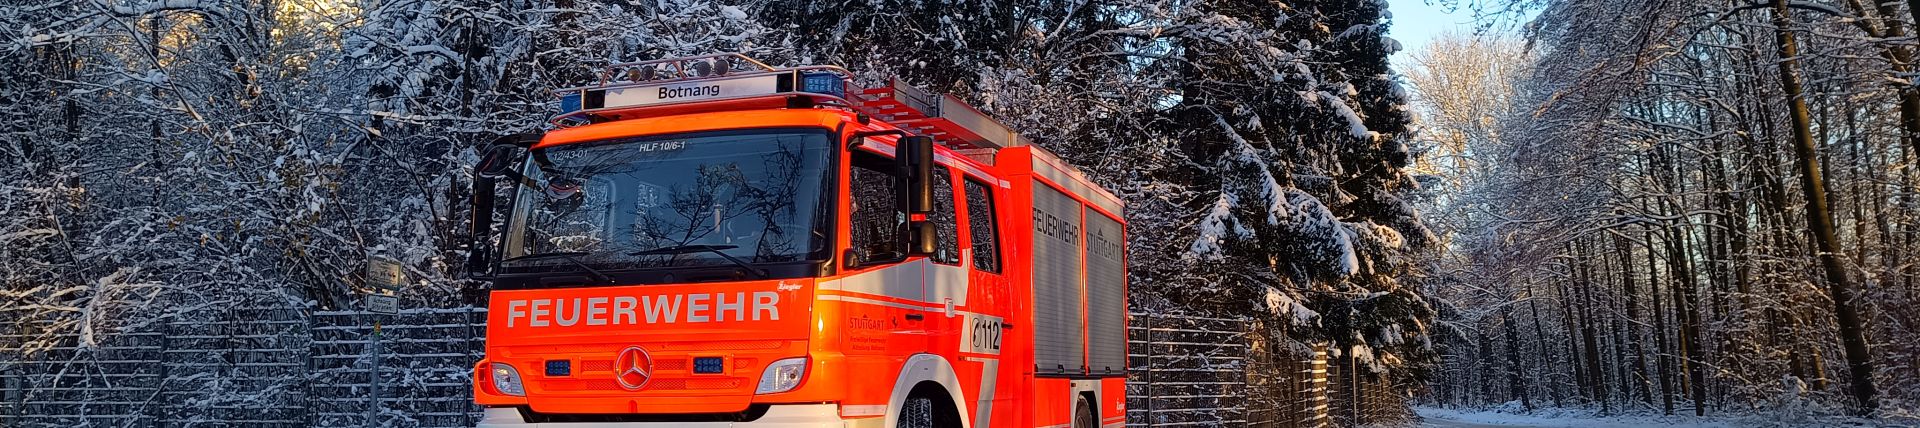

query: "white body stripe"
left=885, top=354, right=971, bottom=428
left=821, top=259, right=970, bottom=307
left=1072, top=379, right=1103, bottom=428
left=964, top=357, right=999, bottom=428
left=925, top=260, right=970, bottom=306
left=818, top=261, right=922, bottom=302
left=935, top=151, right=1000, bottom=183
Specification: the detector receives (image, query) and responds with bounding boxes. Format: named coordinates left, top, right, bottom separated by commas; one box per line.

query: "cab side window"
left=930, top=167, right=960, bottom=264
left=964, top=178, right=1002, bottom=273
left=849, top=152, right=904, bottom=266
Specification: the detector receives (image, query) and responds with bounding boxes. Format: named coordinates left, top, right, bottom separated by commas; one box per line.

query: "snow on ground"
left=1417, top=406, right=1889, bottom=428
left=1417, top=407, right=1733, bottom=428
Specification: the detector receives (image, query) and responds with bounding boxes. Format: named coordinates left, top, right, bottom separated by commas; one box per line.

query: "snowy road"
left=1420, top=417, right=1535, bottom=428
left=1415, top=407, right=1738, bottom=428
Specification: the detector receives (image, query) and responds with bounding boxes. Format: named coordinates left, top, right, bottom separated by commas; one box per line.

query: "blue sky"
left=1384, top=0, right=1477, bottom=64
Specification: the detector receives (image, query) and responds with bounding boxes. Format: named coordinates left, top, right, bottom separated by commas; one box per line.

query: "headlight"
left=491, top=362, right=526, bottom=396
left=755, top=357, right=807, bottom=394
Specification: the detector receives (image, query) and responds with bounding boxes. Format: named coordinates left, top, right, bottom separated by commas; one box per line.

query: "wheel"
left=899, top=396, right=936, bottom=428
left=899, top=392, right=963, bottom=428
left=1073, top=395, right=1097, bottom=428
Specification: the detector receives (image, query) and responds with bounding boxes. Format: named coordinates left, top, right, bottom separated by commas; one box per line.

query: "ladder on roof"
left=851, top=79, right=1028, bottom=150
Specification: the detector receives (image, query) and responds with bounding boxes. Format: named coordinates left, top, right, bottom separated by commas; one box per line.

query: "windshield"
left=501, top=129, right=834, bottom=271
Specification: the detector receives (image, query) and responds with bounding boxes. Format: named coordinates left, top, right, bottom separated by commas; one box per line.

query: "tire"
left=899, top=396, right=936, bottom=428
left=1073, top=395, right=1097, bottom=428
left=900, top=391, right=965, bottom=428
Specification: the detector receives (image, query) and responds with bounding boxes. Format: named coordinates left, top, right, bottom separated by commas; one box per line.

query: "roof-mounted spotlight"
left=689, top=59, right=715, bottom=77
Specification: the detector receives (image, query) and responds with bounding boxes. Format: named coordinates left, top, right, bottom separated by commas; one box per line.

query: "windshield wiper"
left=499, top=251, right=614, bottom=284
left=628, top=244, right=769, bottom=279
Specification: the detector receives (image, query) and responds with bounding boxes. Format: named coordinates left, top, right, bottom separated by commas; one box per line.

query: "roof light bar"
left=559, top=92, right=582, bottom=114
left=545, top=53, right=1032, bottom=152
left=599, top=53, right=774, bottom=86
left=800, top=71, right=845, bottom=99
left=550, top=54, right=854, bottom=125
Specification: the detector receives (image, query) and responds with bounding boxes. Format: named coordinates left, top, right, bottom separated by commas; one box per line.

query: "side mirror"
left=467, top=134, right=539, bottom=279
left=898, top=136, right=937, bottom=256
left=477, top=133, right=539, bottom=178
left=466, top=175, right=498, bottom=278
left=476, top=144, right=520, bottom=178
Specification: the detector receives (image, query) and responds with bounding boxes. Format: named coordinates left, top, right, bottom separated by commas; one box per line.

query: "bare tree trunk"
left=1769, top=0, right=1878, bottom=413
left=1665, top=220, right=1706, bottom=415
left=1576, top=240, right=1611, bottom=413
left=1648, top=230, right=1678, bottom=416
left=1556, top=247, right=1588, bottom=404
left=1905, top=145, right=1917, bottom=294
left=1503, top=307, right=1532, bottom=411
left=1527, top=278, right=1564, bottom=408
left=1614, top=234, right=1654, bottom=408
left=1877, top=0, right=1920, bottom=159
left=1479, top=329, right=1498, bottom=405
left=1603, top=247, right=1630, bottom=409
left=1653, top=141, right=1709, bottom=416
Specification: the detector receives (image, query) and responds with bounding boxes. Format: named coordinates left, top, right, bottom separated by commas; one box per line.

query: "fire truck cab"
left=465, top=54, right=1128, bottom=428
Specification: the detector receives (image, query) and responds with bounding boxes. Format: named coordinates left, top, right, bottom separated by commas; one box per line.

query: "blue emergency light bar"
left=800, top=71, right=844, bottom=98
left=559, top=92, right=582, bottom=114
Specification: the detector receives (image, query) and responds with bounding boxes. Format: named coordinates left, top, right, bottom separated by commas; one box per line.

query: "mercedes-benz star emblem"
left=613, top=346, right=654, bottom=391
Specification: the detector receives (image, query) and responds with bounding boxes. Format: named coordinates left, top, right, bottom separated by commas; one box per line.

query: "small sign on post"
left=365, top=258, right=407, bottom=291
left=364, top=257, right=405, bottom=315
left=365, top=293, right=399, bottom=315
left=361, top=256, right=407, bottom=426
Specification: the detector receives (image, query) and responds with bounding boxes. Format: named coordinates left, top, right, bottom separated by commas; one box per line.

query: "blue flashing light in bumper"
left=694, top=357, right=724, bottom=374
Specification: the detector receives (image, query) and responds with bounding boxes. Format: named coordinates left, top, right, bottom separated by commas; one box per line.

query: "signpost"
left=365, top=258, right=406, bottom=292
left=363, top=257, right=406, bottom=427
left=364, top=294, right=398, bottom=315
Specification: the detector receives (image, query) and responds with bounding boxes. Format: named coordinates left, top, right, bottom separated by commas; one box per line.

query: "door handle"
left=904, top=313, right=925, bottom=321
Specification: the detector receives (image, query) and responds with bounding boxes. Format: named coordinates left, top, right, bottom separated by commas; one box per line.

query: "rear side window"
left=931, top=167, right=960, bottom=264
left=964, top=179, right=1001, bottom=273
left=849, top=152, right=904, bottom=265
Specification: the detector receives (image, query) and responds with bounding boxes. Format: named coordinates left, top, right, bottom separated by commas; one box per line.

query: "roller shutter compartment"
left=1030, top=182, right=1085, bottom=375
left=1084, top=208, right=1126, bottom=376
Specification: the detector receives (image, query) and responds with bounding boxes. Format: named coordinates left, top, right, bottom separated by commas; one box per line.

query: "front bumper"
left=476, top=404, right=875, bottom=428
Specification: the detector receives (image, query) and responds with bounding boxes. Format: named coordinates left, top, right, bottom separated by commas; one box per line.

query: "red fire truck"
left=465, top=53, right=1128, bottom=428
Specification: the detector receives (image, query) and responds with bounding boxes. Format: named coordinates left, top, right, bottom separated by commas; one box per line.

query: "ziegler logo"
left=614, top=346, right=655, bottom=391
